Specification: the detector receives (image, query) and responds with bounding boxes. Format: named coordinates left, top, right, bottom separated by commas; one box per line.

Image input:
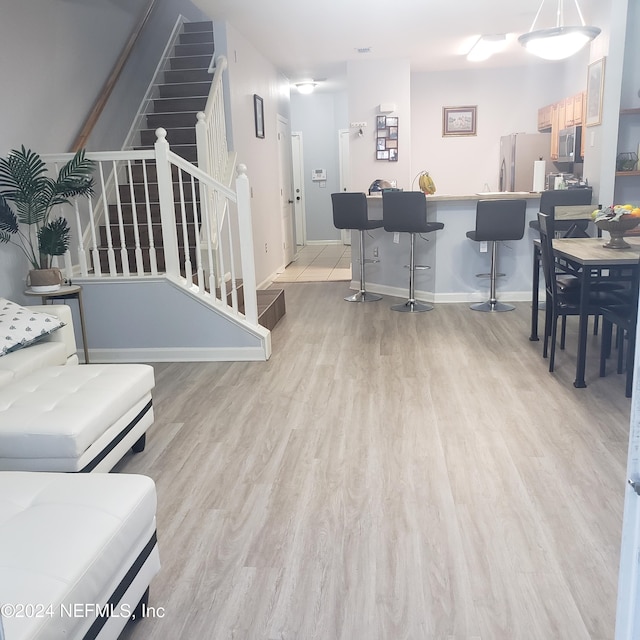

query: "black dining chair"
left=537, top=212, right=626, bottom=372
left=530, top=188, right=594, bottom=237
left=599, top=303, right=638, bottom=397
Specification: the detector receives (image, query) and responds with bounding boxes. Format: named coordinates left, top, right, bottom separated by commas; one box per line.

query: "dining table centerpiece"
left=592, top=204, right=640, bottom=249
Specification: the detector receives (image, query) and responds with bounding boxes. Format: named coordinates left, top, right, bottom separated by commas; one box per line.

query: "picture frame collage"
left=376, top=116, right=398, bottom=161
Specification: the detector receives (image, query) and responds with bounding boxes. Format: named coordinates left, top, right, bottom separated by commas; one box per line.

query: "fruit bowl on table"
left=593, top=205, right=640, bottom=249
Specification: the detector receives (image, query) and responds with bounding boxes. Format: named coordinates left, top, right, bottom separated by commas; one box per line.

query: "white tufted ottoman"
left=0, top=364, right=154, bottom=472
left=0, top=471, right=160, bottom=640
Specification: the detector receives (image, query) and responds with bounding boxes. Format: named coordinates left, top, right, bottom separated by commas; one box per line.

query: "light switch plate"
left=480, top=241, right=488, bottom=253
left=393, top=232, right=400, bottom=244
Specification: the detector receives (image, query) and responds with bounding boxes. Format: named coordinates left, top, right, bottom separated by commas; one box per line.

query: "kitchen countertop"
left=367, top=191, right=542, bottom=202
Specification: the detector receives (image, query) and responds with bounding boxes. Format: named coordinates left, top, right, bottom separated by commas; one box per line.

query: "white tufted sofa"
left=0, top=304, right=154, bottom=472
left=0, top=471, right=160, bottom=640
left=0, top=304, right=161, bottom=639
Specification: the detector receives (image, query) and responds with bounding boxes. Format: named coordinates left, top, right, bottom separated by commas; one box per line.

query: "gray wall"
left=88, top=0, right=210, bottom=152
left=0, top=0, right=210, bottom=302
left=290, top=91, right=348, bottom=242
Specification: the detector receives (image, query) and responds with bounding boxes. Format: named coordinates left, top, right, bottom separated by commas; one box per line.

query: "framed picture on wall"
left=585, top=57, right=605, bottom=127
left=442, top=105, right=477, bottom=136
left=254, top=94, right=265, bottom=138
left=375, top=116, right=400, bottom=161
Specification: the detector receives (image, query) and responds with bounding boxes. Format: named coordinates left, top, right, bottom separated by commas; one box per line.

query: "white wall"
left=347, top=58, right=412, bottom=192
left=614, top=0, right=639, bottom=205
left=0, top=0, right=217, bottom=302
left=223, top=22, right=291, bottom=283
left=410, top=62, right=585, bottom=194
left=0, top=0, right=149, bottom=302
left=583, top=0, right=630, bottom=205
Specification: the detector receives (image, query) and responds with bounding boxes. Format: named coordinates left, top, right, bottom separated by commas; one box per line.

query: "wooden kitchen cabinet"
left=538, top=104, right=553, bottom=131
left=564, top=97, right=574, bottom=127
left=550, top=103, right=559, bottom=160
left=557, top=99, right=567, bottom=130
left=573, top=92, right=585, bottom=125
left=539, top=91, right=586, bottom=158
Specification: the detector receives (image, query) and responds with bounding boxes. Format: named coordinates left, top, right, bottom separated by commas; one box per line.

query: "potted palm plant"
left=0, top=146, right=95, bottom=291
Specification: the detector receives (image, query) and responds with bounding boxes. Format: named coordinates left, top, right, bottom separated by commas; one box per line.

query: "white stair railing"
left=196, top=55, right=233, bottom=185
left=40, top=129, right=259, bottom=328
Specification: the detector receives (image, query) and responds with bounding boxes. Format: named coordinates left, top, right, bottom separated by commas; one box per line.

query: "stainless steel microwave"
left=557, top=126, right=582, bottom=163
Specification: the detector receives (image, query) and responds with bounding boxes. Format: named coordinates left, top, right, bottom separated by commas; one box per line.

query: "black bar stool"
left=466, top=199, right=526, bottom=312
left=382, top=191, right=444, bottom=312
left=331, top=192, right=383, bottom=302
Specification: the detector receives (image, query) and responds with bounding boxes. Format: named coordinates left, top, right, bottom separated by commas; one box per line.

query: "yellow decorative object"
left=418, top=172, right=436, bottom=195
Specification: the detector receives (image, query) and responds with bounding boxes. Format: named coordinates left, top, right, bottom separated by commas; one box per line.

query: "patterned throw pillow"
left=0, top=298, right=66, bottom=357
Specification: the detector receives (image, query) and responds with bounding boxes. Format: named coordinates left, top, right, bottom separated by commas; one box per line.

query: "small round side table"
left=24, top=284, right=90, bottom=363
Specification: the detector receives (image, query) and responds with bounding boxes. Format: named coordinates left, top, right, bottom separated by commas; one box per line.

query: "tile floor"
left=273, top=243, right=352, bottom=282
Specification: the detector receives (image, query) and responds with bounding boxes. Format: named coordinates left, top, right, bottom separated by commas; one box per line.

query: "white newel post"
left=235, top=164, right=258, bottom=326
left=154, top=129, right=180, bottom=277
left=195, top=112, right=210, bottom=176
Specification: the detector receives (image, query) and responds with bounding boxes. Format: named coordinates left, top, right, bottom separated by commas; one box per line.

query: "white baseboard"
left=87, top=346, right=269, bottom=363
left=348, top=280, right=536, bottom=304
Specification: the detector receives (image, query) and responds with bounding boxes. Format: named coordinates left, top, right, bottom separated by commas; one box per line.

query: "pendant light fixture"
left=518, top=0, right=600, bottom=61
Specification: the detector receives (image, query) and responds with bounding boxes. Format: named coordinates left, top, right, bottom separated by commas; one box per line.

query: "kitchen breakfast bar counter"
left=358, top=192, right=544, bottom=304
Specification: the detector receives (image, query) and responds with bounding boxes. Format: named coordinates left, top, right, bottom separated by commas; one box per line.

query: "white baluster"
left=235, top=164, right=258, bottom=325
left=126, top=160, right=144, bottom=276
left=112, top=160, right=130, bottom=277
left=189, top=175, right=204, bottom=293
left=141, top=160, right=158, bottom=276
left=73, top=198, right=88, bottom=276
left=87, top=196, right=101, bottom=277
left=177, top=170, right=192, bottom=285
left=98, top=162, right=117, bottom=276
left=154, top=128, right=180, bottom=277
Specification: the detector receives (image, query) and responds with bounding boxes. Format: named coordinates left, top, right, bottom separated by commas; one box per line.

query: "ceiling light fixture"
left=466, top=34, right=507, bottom=62
left=518, top=0, right=600, bottom=61
left=295, top=81, right=317, bottom=95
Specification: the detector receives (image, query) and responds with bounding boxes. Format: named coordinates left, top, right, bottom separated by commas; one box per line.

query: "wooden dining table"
left=551, top=236, right=640, bottom=388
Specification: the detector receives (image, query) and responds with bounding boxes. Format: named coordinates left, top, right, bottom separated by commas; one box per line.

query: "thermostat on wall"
left=311, top=168, right=326, bottom=181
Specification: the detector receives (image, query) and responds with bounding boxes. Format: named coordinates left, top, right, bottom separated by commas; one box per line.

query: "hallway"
left=273, top=243, right=351, bottom=283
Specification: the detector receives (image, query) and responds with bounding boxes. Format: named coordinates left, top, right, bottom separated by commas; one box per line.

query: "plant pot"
left=595, top=217, right=640, bottom=249
left=28, top=268, right=63, bottom=292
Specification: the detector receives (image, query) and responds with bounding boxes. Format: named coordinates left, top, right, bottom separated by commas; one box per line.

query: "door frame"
left=338, top=128, right=351, bottom=245
left=277, top=115, right=295, bottom=266
left=291, top=131, right=306, bottom=247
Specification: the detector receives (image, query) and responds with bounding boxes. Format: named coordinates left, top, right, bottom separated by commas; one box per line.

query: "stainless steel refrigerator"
left=499, top=132, right=551, bottom=192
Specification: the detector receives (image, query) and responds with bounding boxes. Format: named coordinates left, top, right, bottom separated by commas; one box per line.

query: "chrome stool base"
left=345, top=290, right=383, bottom=302
left=470, top=300, right=515, bottom=312
left=391, top=300, right=433, bottom=312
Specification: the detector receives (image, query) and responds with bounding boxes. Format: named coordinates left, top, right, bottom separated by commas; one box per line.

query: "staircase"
left=95, top=20, right=285, bottom=332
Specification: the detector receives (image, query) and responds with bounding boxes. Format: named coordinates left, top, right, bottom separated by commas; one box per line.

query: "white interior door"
left=338, top=128, right=351, bottom=245
left=291, top=131, right=305, bottom=246
left=277, top=117, right=295, bottom=266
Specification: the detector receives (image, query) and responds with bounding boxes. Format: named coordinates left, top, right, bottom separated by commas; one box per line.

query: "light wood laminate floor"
left=117, top=283, right=630, bottom=640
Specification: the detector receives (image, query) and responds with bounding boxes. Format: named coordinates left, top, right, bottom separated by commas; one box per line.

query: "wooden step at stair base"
left=216, top=281, right=285, bottom=331
left=257, top=289, right=286, bottom=331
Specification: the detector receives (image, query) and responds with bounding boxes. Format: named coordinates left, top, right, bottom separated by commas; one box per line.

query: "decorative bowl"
left=595, top=216, right=640, bottom=249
